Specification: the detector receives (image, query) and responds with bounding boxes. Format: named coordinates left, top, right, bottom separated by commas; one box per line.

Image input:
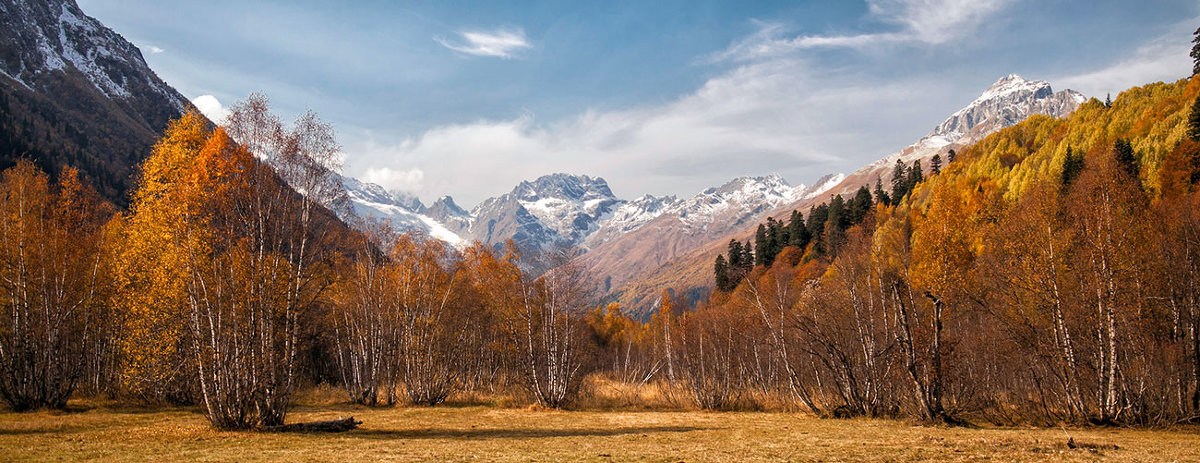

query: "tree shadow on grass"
left=0, top=425, right=83, bottom=435
left=344, top=425, right=708, bottom=441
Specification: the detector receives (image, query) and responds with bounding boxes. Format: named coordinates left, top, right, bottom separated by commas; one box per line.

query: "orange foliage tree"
left=0, top=161, right=112, bottom=411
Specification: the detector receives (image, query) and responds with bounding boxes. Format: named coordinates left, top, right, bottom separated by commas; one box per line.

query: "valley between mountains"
left=341, top=74, right=1085, bottom=317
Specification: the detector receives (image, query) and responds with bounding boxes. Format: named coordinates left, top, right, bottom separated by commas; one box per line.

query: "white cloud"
left=435, top=27, right=532, bottom=59
left=712, top=0, right=1012, bottom=62
left=342, top=55, right=935, bottom=206
left=191, top=95, right=230, bottom=123
left=870, top=0, right=1011, bottom=44
left=147, top=45, right=165, bottom=54
left=362, top=167, right=426, bottom=193
left=1055, top=19, right=1195, bottom=99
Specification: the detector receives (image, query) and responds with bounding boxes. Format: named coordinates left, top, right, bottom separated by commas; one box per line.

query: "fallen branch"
left=261, top=417, right=362, bottom=433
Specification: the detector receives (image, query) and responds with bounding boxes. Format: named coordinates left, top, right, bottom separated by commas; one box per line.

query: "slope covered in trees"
left=668, top=75, right=1200, bottom=424
left=0, top=0, right=191, bottom=205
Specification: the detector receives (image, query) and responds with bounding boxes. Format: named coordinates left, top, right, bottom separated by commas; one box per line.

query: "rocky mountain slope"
left=340, top=171, right=832, bottom=266
left=574, top=173, right=841, bottom=297
left=595, top=74, right=1086, bottom=318
left=842, top=74, right=1085, bottom=192
left=0, top=0, right=190, bottom=203
left=340, top=174, right=463, bottom=245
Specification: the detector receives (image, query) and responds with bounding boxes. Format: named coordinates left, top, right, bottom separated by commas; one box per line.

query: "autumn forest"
left=2, top=70, right=1200, bottom=438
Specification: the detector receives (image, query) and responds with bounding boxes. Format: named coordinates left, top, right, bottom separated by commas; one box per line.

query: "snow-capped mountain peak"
left=855, top=74, right=1085, bottom=185
left=0, top=0, right=187, bottom=107
left=799, top=173, right=847, bottom=201
left=931, top=74, right=1084, bottom=142
left=676, top=174, right=802, bottom=228
left=508, top=173, right=622, bottom=246
left=342, top=175, right=424, bottom=213
left=339, top=174, right=462, bottom=245
left=514, top=173, right=615, bottom=203
left=584, top=193, right=682, bottom=248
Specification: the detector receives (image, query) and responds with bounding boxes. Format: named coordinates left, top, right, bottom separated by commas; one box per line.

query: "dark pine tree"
left=788, top=210, right=810, bottom=249
left=1114, top=138, right=1139, bottom=179
left=1061, top=146, right=1084, bottom=188
left=727, top=240, right=743, bottom=269
left=848, top=186, right=873, bottom=225
left=807, top=204, right=829, bottom=255
left=1105, top=93, right=1112, bottom=108
left=873, top=179, right=891, bottom=206
left=947, top=149, right=956, bottom=163
left=754, top=224, right=770, bottom=267
left=766, top=217, right=784, bottom=265
left=1188, top=95, right=1200, bottom=141
left=1192, top=25, right=1200, bottom=75
left=714, top=254, right=732, bottom=292
left=825, top=195, right=847, bottom=256
left=891, top=159, right=909, bottom=200
left=907, top=160, right=924, bottom=193
left=930, top=154, right=942, bottom=174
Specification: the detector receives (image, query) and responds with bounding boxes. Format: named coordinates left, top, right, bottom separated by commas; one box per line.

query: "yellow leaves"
left=910, top=178, right=985, bottom=296
left=948, top=77, right=1195, bottom=203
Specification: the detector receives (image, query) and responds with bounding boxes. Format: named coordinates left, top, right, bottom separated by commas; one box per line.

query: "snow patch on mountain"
left=799, top=173, right=847, bottom=201
left=1, top=0, right=187, bottom=109
left=339, top=175, right=463, bottom=246
left=860, top=74, right=1084, bottom=180
left=675, top=174, right=801, bottom=228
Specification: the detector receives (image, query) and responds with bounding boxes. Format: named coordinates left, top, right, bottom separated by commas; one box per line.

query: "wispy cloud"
left=147, top=45, right=165, bottom=54
left=712, top=0, right=1012, bottom=62
left=435, top=27, right=532, bottom=59
left=343, top=56, right=933, bottom=205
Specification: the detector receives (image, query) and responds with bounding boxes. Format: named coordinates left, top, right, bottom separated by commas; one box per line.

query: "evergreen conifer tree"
left=1114, top=138, right=1139, bottom=179
left=891, top=159, right=908, bottom=200
left=727, top=239, right=743, bottom=268
left=1188, top=95, right=1200, bottom=141
left=930, top=154, right=942, bottom=174
left=714, top=255, right=731, bottom=291
left=873, top=179, right=891, bottom=206
left=848, top=186, right=873, bottom=224
left=754, top=224, right=769, bottom=267
left=788, top=210, right=809, bottom=249
left=1061, top=146, right=1084, bottom=188
left=907, top=160, right=924, bottom=192
left=1192, top=25, right=1200, bottom=75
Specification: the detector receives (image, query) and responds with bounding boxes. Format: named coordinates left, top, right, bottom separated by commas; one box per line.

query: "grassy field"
left=1, top=392, right=1198, bottom=462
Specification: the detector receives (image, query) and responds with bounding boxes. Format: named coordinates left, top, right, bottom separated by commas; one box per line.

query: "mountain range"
left=2, top=0, right=1089, bottom=318
left=338, top=74, right=1085, bottom=315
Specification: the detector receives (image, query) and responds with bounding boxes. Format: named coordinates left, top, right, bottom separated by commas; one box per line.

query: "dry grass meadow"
left=1, top=384, right=1198, bottom=462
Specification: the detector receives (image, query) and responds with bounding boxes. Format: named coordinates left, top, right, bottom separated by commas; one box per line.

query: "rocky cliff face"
left=574, top=174, right=842, bottom=308
left=0, top=0, right=190, bottom=203
left=425, top=195, right=472, bottom=233
left=932, top=74, right=1084, bottom=142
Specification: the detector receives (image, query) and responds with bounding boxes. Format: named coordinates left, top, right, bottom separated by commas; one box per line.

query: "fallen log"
left=262, top=417, right=362, bottom=433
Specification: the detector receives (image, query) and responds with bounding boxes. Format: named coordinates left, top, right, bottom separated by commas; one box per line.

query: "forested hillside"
left=659, top=75, right=1200, bottom=424
left=0, top=0, right=189, bottom=205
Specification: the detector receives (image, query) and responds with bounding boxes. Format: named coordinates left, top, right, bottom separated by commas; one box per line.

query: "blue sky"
left=79, top=0, right=1198, bottom=207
